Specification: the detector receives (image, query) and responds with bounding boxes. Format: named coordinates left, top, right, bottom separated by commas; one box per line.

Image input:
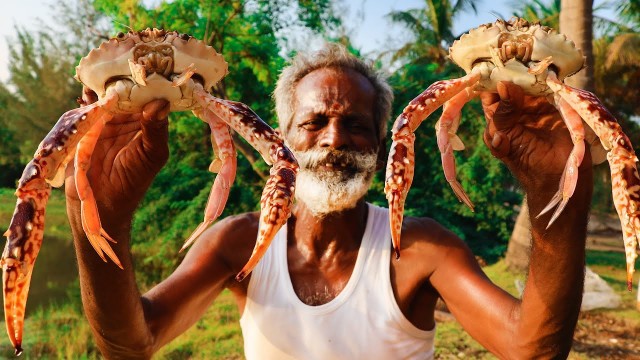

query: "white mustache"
left=293, top=148, right=378, bottom=173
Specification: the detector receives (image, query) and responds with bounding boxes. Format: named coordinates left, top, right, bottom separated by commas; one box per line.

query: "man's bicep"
left=141, top=216, right=250, bottom=351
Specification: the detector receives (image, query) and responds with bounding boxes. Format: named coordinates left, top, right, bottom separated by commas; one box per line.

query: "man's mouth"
left=316, top=160, right=352, bottom=171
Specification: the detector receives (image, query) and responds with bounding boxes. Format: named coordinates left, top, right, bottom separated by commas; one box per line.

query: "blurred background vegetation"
left=0, top=0, right=638, bottom=358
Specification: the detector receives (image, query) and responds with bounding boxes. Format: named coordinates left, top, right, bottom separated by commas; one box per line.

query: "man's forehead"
left=293, top=68, right=376, bottom=109
left=295, top=67, right=376, bottom=97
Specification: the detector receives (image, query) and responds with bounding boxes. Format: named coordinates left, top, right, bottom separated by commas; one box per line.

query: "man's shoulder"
left=191, top=211, right=261, bottom=257
left=402, top=215, right=454, bottom=238
left=399, top=214, right=467, bottom=251
left=213, top=211, right=261, bottom=232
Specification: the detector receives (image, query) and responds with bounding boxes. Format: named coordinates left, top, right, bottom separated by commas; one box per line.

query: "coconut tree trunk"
left=505, top=198, right=532, bottom=272
left=560, top=0, right=595, bottom=92
left=505, top=0, right=594, bottom=272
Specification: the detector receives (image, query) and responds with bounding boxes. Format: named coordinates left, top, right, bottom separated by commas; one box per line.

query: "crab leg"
left=385, top=72, right=480, bottom=259
left=547, top=71, right=640, bottom=290
left=192, top=84, right=298, bottom=281
left=436, top=87, right=477, bottom=211
left=75, top=120, right=123, bottom=268
left=1, top=91, right=118, bottom=355
left=181, top=108, right=237, bottom=251
left=537, top=93, right=586, bottom=227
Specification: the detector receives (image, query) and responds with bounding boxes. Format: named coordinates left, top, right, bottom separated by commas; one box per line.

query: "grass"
left=0, top=187, right=638, bottom=358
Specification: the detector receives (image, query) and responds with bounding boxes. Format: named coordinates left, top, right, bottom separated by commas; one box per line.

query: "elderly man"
left=66, top=43, right=591, bottom=359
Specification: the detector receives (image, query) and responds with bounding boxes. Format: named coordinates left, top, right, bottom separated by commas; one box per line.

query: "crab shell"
left=75, top=29, right=228, bottom=113
left=449, top=18, right=585, bottom=96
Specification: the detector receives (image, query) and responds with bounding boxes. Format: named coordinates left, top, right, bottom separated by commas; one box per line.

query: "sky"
left=0, top=0, right=615, bottom=81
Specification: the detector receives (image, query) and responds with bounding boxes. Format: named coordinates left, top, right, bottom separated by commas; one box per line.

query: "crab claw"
left=181, top=108, right=237, bottom=251
left=537, top=93, right=586, bottom=228
left=547, top=71, right=640, bottom=290
left=385, top=73, right=480, bottom=258
left=385, top=127, right=415, bottom=260
left=74, top=119, right=123, bottom=269
left=181, top=150, right=237, bottom=251
left=2, top=92, right=119, bottom=354
left=192, top=85, right=298, bottom=280
left=2, top=174, right=50, bottom=356
left=236, top=153, right=297, bottom=281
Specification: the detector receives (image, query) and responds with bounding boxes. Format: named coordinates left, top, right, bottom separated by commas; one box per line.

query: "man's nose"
left=319, top=122, right=349, bottom=149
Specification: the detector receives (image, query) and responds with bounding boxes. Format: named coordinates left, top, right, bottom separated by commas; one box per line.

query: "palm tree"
left=594, top=0, right=640, bottom=119
left=386, top=0, right=478, bottom=68
left=560, top=0, right=594, bottom=90
left=512, top=0, right=561, bottom=29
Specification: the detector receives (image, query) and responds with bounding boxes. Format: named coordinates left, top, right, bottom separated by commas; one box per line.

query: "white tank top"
left=240, top=203, right=435, bottom=359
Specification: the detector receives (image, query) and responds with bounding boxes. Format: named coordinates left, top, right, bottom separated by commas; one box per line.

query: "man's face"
left=285, top=67, right=381, bottom=216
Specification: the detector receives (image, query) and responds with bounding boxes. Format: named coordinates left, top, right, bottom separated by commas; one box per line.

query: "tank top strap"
left=244, top=220, right=289, bottom=304
left=359, top=203, right=392, bottom=280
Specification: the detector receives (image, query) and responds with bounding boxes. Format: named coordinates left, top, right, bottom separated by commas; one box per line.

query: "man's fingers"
left=483, top=129, right=511, bottom=159
left=480, top=82, right=524, bottom=160
left=492, top=82, right=524, bottom=131
left=140, top=99, right=171, bottom=166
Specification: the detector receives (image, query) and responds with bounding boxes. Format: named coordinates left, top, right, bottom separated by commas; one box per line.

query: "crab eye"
left=180, top=33, right=190, bottom=41
left=116, top=32, right=125, bottom=39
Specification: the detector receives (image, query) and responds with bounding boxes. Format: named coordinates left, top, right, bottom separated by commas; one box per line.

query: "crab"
left=1, top=28, right=298, bottom=355
left=384, top=17, right=639, bottom=291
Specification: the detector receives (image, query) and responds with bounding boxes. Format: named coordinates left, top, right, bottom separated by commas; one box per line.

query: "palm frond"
left=605, top=33, right=640, bottom=69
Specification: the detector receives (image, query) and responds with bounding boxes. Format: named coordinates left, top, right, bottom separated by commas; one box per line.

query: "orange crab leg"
left=192, top=85, right=298, bottom=281
left=385, top=72, right=480, bottom=259
left=436, top=87, right=477, bottom=211
left=1, top=91, right=118, bottom=355
left=538, top=93, right=586, bottom=227
left=181, top=108, right=237, bottom=251
left=547, top=71, right=640, bottom=290
left=75, top=120, right=123, bottom=268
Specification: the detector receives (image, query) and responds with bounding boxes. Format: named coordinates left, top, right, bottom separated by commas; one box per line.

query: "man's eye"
left=348, top=121, right=373, bottom=133
left=301, top=121, right=323, bottom=130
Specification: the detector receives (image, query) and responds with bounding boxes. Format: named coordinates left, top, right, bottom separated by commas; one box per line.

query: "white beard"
left=290, top=147, right=378, bottom=217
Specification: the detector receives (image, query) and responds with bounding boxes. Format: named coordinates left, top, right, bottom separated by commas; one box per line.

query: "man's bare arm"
left=65, top=100, right=241, bottom=358
left=430, top=82, right=591, bottom=358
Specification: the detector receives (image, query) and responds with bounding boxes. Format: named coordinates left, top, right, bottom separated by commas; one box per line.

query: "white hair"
left=274, top=42, right=393, bottom=141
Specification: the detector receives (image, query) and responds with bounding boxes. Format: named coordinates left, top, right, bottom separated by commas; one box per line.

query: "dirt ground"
left=571, top=312, right=640, bottom=359
left=569, top=217, right=639, bottom=359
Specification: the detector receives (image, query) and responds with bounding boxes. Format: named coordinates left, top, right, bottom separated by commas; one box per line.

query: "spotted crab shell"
left=75, top=29, right=228, bottom=102
left=449, top=18, right=585, bottom=96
